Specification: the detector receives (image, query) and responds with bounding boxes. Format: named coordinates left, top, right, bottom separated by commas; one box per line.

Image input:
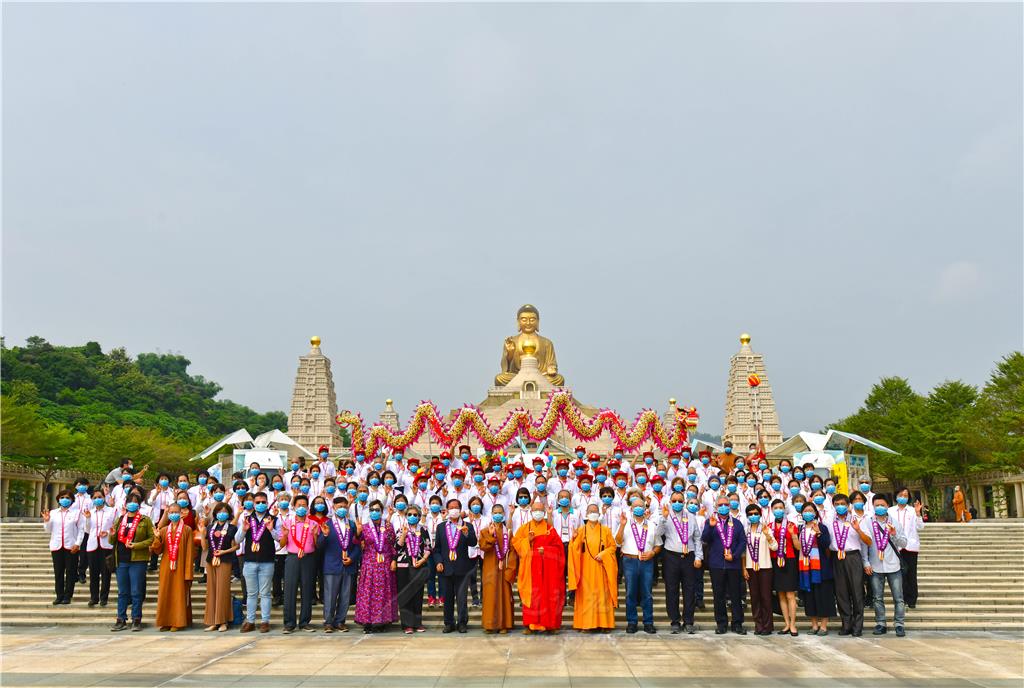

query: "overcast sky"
left=3, top=3, right=1021, bottom=439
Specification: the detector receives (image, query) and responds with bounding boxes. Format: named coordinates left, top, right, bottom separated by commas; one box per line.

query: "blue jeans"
left=243, top=560, right=274, bottom=624
left=871, top=571, right=906, bottom=629
left=623, top=556, right=654, bottom=625
left=323, top=571, right=354, bottom=626
left=115, top=561, right=147, bottom=622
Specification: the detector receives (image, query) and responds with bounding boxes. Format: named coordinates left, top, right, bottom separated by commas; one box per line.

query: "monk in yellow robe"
left=512, top=498, right=565, bottom=634
left=478, top=504, right=518, bottom=633
left=568, top=503, right=618, bottom=632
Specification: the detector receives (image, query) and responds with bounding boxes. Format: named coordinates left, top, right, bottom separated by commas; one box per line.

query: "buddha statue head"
left=517, top=304, right=540, bottom=334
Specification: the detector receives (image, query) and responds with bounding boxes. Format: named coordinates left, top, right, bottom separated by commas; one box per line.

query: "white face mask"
left=447, top=511, right=461, bottom=521
left=531, top=510, right=545, bottom=522
left=587, top=513, right=600, bottom=523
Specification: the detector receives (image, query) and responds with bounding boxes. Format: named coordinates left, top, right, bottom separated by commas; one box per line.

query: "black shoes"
left=110, top=620, right=128, bottom=632
left=442, top=626, right=455, bottom=633
left=670, top=623, right=681, bottom=635
left=732, top=626, right=747, bottom=635
left=52, top=598, right=63, bottom=606
left=643, top=624, right=656, bottom=634
left=715, top=626, right=727, bottom=635
left=685, top=624, right=696, bottom=635
left=457, top=626, right=467, bottom=634
left=696, top=602, right=706, bottom=611
left=838, top=628, right=851, bottom=636
left=282, top=626, right=295, bottom=635
left=131, top=620, right=143, bottom=632
left=88, top=600, right=97, bottom=608
left=626, top=624, right=638, bottom=634
left=895, top=627, right=906, bottom=637
left=872, top=625, right=886, bottom=635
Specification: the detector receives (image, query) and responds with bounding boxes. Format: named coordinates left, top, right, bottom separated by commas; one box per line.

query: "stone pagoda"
left=286, top=336, right=342, bottom=455
left=723, top=333, right=783, bottom=451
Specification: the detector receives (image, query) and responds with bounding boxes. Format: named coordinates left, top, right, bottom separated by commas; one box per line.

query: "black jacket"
left=431, top=520, right=478, bottom=576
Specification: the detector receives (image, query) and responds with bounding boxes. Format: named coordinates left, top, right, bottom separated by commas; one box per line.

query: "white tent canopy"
left=191, top=429, right=255, bottom=463
left=767, top=429, right=898, bottom=459
left=253, top=429, right=316, bottom=460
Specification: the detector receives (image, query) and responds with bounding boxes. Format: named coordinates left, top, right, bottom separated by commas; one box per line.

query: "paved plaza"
left=0, top=628, right=1021, bottom=688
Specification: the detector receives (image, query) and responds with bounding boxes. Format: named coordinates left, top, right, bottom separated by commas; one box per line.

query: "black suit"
left=431, top=520, right=478, bottom=629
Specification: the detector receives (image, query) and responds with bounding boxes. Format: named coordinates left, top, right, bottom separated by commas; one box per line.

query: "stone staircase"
left=1, top=521, right=1022, bottom=630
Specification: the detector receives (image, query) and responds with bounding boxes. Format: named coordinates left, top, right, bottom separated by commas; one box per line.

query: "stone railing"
left=0, top=461, right=107, bottom=519
left=873, top=469, right=1024, bottom=520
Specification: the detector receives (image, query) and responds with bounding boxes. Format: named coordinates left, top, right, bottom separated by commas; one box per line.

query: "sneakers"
left=895, top=627, right=906, bottom=637
left=643, top=624, right=656, bottom=634
left=282, top=626, right=295, bottom=635
left=626, top=624, right=638, bottom=634
left=872, top=625, right=887, bottom=635
left=427, top=596, right=437, bottom=607
left=337, top=624, right=349, bottom=633
left=110, top=620, right=128, bottom=632
left=670, top=623, right=681, bottom=635
left=324, top=625, right=335, bottom=634
left=685, top=624, right=696, bottom=635
left=131, top=620, right=143, bottom=632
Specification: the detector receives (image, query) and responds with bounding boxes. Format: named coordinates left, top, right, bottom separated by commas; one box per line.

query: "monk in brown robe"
left=568, top=503, right=618, bottom=632
left=478, top=503, right=518, bottom=633
left=151, top=503, right=198, bottom=631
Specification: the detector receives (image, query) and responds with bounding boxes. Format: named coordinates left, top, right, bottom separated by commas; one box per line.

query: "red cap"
left=440, top=451, right=452, bottom=460
left=556, top=458, right=570, bottom=468
left=588, top=452, right=601, bottom=461
left=574, top=445, right=586, bottom=453
left=318, top=445, right=330, bottom=454
left=577, top=473, right=593, bottom=483
left=634, top=465, right=648, bottom=474
left=698, top=449, right=712, bottom=458
left=466, top=456, right=481, bottom=467
left=431, top=463, right=446, bottom=473
left=608, top=458, right=621, bottom=468
left=451, top=469, right=466, bottom=479
left=594, top=466, right=608, bottom=476
left=487, top=474, right=501, bottom=484
left=650, top=474, right=665, bottom=484
left=668, top=450, right=681, bottom=458
left=407, top=456, right=420, bottom=465
left=642, top=450, right=655, bottom=458
left=572, top=459, right=587, bottom=470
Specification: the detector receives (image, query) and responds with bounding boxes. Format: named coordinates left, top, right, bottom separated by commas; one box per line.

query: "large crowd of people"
left=43, top=440, right=923, bottom=637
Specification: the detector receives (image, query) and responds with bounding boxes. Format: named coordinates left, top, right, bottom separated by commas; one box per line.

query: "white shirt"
left=662, top=511, right=703, bottom=560
left=84, top=507, right=116, bottom=551
left=861, top=515, right=907, bottom=574
left=825, top=514, right=866, bottom=553
left=551, top=509, right=578, bottom=544
left=44, top=508, right=83, bottom=551
left=889, top=505, right=924, bottom=552
left=618, top=516, right=663, bottom=556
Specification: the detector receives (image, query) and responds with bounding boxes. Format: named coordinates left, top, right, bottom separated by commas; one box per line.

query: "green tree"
left=972, top=352, right=1024, bottom=470
left=1, top=393, right=80, bottom=496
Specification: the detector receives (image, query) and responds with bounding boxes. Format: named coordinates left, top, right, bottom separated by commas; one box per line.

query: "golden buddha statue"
left=495, top=304, right=564, bottom=386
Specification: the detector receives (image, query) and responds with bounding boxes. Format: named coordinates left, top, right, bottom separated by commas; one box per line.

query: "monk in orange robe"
left=568, top=503, right=618, bottom=632
left=512, top=498, right=565, bottom=634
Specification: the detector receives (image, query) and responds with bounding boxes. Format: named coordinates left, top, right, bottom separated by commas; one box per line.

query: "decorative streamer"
left=336, top=390, right=698, bottom=457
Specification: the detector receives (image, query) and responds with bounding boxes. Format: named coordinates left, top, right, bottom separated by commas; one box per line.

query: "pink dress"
left=354, top=520, right=398, bottom=625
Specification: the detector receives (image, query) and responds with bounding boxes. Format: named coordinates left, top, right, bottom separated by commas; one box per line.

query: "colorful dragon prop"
left=336, top=390, right=698, bottom=456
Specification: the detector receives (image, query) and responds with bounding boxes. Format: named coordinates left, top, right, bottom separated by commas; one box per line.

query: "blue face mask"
left=92, top=497, right=105, bottom=507
left=357, top=493, right=368, bottom=503
left=168, top=512, right=182, bottom=523
left=235, top=488, right=248, bottom=496
left=536, top=484, right=547, bottom=493
left=346, top=468, right=354, bottom=476
left=859, top=483, right=871, bottom=492
left=686, top=503, right=699, bottom=514
left=419, top=481, right=429, bottom=490
left=687, top=474, right=697, bottom=483
left=835, top=504, right=849, bottom=515
left=596, top=475, right=607, bottom=483
left=581, top=483, right=592, bottom=492
left=254, top=503, right=269, bottom=514
left=736, top=461, right=744, bottom=469
left=513, top=470, right=524, bottom=479
left=401, top=514, right=417, bottom=526
left=771, top=483, right=782, bottom=491
left=709, top=482, right=721, bottom=490
left=243, top=500, right=254, bottom=510
left=443, top=459, right=451, bottom=468
left=672, top=484, right=684, bottom=493
left=773, top=508, right=786, bottom=520
left=746, top=479, right=757, bottom=488
left=794, top=472, right=804, bottom=481
left=311, top=472, right=320, bottom=480
left=474, top=474, right=484, bottom=483
left=763, top=470, right=772, bottom=478
left=644, top=457, right=654, bottom=465
left=159, top=479, right=169, bottom=488
left=385, top=479, right=396, bottom=487
left=326, top=486, right=337, bottom=494
left=810, top=482, right=822, bottom=491
left=701, top=458, right=710, bottom=466
left=453, top=479, right=464, bottom=488
left=557, top=498, right=570, bottom=508
left=369, top=478, right=380, bottom=487
left=58, top=498, right=72, bottom=508
left=671, top=458, right=680, bottom=466
left=896, top=496, right=909, bottom=506
left=724, top=448, right=732, bottom=455
left=671, top=502, right=685, bottom=513
left=793, top=502, right=805, bottom=512
left=758, top=497, right=770, bottom=507
left=716, top=505, right=730, bottom=516
left=347, top=489, right=357, bottom=497
left=825, top=485, right=836, bottom=494
left=616, top=480, right=627, bottom=489
left=759, top=463, right=768, bottom=470
left=557, top=469, right=568, bottom=478
left=213, top=493, right=225, bottom=502
left=278, top=501, right=290, bottom=511
left=249, top=469, right=260, bottom=477
left=470, top=504, right=482, bottom=514
left=748, top=514, right=761, bottom=524
left=395, top=502, right=408, bottom=511
left=636, top=476, right=647, bottom=485
left=492, top=513, right=505, bottom=523
left=632, top=506, right=645, bottom=517
left=599, top=495, right=614, bottom=506
left=488, top=485, right=499, bottom=495
left=216, top=512, right=230, bottom=522
left=686, top=491, right=698, bottom=501
left=729, top=500, right=740, bottom=510
left=652, top=483, right=663, bottom=492
left=812, top=496, right=825, bottom=505
left=874, top=506, right=888, bottom=516
left=726, top=484, right=737, bottom=494
left=369, top=510, right=382, bottom=521
left=429, top=504, right=442, bottom=514
left=780, top=466, right=791, bottom=474
left=177, top=481, right=189, bottom=490
left=122, top=474, right=132, bottom=482
left=295, top=506, right=308, bottom=517
left=517, top=497, right=530, bottom=506
left=789, top=487, right=800, bottom=496
left=75, top=485, right=88, bottom=493
left=126, top=502, right=140, bottom=513
left=198, top=477, right=208, bottom=485
left=291, top=463, right=300, bottom=472
left=801, top=512, right=815, bottom=522
left=300, top=486, right=310, bottom=495
left=177, top=499, right=190, bottom=508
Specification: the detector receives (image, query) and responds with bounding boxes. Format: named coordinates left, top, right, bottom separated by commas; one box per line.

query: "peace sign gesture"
left=41, top=508, right=50, bottom=522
